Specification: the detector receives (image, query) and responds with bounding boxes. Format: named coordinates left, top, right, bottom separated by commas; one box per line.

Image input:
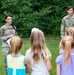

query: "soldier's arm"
left=0, top=27, right=7, bottom=41
left=0, top=27, right=10, bottom=41
left=61, top=18, right=65, bottom=38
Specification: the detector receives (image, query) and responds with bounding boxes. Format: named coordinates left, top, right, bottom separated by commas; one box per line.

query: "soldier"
left=0, top=15, right=17, bottom=74
left=61, top=6, right=74, bottom=38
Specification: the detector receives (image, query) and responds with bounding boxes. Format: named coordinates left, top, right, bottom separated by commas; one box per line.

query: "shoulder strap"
left=12, top=25, right=17, bottom=31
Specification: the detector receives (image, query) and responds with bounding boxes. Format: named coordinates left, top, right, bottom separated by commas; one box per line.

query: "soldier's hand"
left=7, top=34, right=14, bottom=39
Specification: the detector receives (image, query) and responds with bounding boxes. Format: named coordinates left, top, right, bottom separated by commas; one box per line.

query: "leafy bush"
left=0, top=0, right=74, bottom=37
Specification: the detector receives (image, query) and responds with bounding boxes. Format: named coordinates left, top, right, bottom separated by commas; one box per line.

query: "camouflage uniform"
left=0, top=23, right=16, bottom=74
left=61, top=15, right=74, bottom=38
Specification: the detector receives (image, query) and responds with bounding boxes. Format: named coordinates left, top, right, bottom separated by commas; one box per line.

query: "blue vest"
left=7, top=54, right=26, bottom=75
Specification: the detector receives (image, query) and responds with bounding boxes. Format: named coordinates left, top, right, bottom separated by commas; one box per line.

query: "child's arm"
left=26, top=58, right=32, bottom=72
left=56, top=64, right=60, bottom=75
left=46, top=57, right=52, bottom=71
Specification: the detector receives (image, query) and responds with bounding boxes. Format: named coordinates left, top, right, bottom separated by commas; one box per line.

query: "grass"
left=0, top=40, right=60, bottom=75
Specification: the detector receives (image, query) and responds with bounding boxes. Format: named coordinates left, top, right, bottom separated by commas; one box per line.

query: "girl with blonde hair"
left=67, top=27, right=74, bottom=38
left=26, top=28, right=52, bottom=75
left=56, top=36, right=74, bottom=75
left=59, top=27, right=74, bottom=54
left=7, top=36, right=26, bottom=75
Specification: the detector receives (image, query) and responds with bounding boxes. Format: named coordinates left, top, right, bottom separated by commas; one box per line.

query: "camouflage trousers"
left=2, top=47, right=10, bottom=75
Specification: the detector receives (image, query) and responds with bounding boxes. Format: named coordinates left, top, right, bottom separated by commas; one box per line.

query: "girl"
left=56, top=36, right=74, bottom=75
left=66, top=27, right=74, bottom=38
left=26, top=28, right=52, bottom=75
left=59, top=27, right=74, bottom=54
left=7, top=36, right=26, bottom=75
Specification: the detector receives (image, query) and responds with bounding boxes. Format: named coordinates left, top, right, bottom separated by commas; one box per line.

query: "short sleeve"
left=43, top=50, right=51, bottom=59
left=56, top=55, right=63, bottom=66
left=59, top=49, right=64, bottom=55
left=25, top=49, right=31, bottom=59
left=46, top=51, right=51, bottom=58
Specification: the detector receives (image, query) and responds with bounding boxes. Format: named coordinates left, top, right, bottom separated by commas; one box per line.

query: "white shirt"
left=26, top=49, right=51, bottom=75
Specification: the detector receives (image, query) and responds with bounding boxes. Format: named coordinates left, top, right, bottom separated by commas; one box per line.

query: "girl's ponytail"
left=64, top=41, right=71, bottom=66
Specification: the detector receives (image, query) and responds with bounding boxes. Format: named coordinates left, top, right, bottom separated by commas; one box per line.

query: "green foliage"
left=0, top=0, right=74, bottom=37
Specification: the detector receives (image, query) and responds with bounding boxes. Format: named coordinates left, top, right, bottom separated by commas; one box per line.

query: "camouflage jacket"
left=0, top=24, right=16, bottom=47
left=61, top=15, right=74, bottom=38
